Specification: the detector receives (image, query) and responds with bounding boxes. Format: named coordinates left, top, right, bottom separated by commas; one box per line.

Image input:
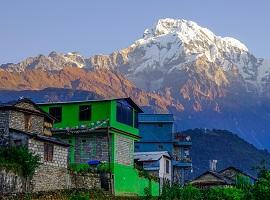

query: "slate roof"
left=134, top=151, right=171, bottom=162
left=10, top=128, right=69, bottom=147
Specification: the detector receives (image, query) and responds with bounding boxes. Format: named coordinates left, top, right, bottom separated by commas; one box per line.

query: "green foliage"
left=252, top=170, right=270, bottom=200
left=205, top=187, right=245, bottom=200
left=69, top=163, right=92, bottom=174
left=69, top=163, right=112, bottom=174
left=235, top=174, right=252, bottom=192
left=0, top=146, right=40, bottom=177
left=144, top=186, right=152, bottom=198
left=161, top=184, right=202, bottom=200
left=97, top=163, right=111, bottom=173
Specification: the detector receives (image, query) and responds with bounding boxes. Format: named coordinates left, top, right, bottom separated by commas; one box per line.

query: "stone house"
left=0, top=98, right=70, bottom=192
left=190, top=166, right=257, bottom=188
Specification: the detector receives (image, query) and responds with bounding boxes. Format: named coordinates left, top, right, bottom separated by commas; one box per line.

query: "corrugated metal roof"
left=134, top=151, right=171, bottom=161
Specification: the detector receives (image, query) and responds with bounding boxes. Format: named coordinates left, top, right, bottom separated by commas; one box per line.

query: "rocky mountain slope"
left=1, top=18, right=270, bottom=150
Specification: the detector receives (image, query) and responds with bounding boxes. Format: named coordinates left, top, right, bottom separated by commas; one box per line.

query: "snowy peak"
left=143, top=18, right=248, bottom=52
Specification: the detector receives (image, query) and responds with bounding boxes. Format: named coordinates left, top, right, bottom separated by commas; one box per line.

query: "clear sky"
left=1, top=0, right=269, bottom=64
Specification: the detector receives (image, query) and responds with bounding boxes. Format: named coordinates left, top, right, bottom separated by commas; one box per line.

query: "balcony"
left=173, top=157, right=192, bottom=168
left=173, top=134, right=192, bottom=146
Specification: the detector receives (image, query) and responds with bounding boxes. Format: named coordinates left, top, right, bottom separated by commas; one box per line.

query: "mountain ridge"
left=1, top=18, right=270, bottom=150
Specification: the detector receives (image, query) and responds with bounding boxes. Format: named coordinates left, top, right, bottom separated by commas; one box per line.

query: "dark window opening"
left=49, top=107, right=62, bottom=123
left=158, top=144, right=164, bottom=150
left=166, top=160, right=170, bottom=174
left=79, top=105, right=91, bottom=121
left=135, top=145, right=139, bottom=149
left=158, top=123, right=163, bottom=127
left=82, top=139, right=86, bottom=143
left=44, top=143, right=54, bottom=162
left=116, top=101, right=133, bottom=126
left=24, top=114, right=32, bottom=131
left=14, top=139, right=22, bottom=146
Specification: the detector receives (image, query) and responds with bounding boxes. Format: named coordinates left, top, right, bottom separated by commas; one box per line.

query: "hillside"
left=184, top=129, right=270, bottom=179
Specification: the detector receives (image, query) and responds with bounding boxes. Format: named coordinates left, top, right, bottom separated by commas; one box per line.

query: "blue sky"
left=0, top=0, right=269, bottom=64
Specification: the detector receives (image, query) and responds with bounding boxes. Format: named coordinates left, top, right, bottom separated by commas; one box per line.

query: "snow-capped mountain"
left=1, top=18, right=270, bottom=150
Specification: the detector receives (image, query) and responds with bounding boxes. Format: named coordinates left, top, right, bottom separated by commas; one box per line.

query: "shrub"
left=205, top=187, right=245, bottom=200
left=0, top=146, right=40, bottom=177
left=160, top=184, right=202, bottom=200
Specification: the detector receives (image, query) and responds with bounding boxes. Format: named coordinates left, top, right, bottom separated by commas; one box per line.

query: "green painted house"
left=38, top=98, right=159, bottom=196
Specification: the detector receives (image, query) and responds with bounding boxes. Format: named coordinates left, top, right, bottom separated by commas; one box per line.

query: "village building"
left=134, top=151, right=172, bottom=191
left=38, top=98, right=160, bottom=196
left=135, top=114, right=192, bottom=185
left=0, top=98, right=69, bottom=192
left=190, top=166, right=257, bottom=188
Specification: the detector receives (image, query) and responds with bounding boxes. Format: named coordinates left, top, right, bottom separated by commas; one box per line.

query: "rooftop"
left=138, top=113, right=174, bottom=123
left=134, top=151, right=171, bottom=162
left=37, top=97, right=143, bottom=113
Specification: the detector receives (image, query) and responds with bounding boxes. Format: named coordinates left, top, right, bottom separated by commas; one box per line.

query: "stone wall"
left=0, top=169, right=27, bottom=195
left=0, top=168, right=101, bottom=195
left=28, top=138, right=68, bottom=168
left=74, top=133, right=109, bottom=163
left=31, top=165, right=68, bottom=192
left=9, top=110, right=44, bottom=134
left=115, top=134, right=133, bottom=166
left=68, top=172, right=101, bottom=189
left=0, top=110, right=9, bottom=146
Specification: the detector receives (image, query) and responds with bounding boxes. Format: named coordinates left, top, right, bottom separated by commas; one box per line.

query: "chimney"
left=209, top=160, right=217, bottom=171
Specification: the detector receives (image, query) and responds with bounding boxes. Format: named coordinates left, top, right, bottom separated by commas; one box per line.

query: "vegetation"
left=69, top=162, right=111, bottom=174
left=0, top=146, right=40, bottom=177
left=160, top=162, right=270, bottom=200
left=183, top=129, right=270, bottom=179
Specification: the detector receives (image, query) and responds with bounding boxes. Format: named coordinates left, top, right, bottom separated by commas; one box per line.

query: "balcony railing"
left=173, top=134, right=192, bottom=146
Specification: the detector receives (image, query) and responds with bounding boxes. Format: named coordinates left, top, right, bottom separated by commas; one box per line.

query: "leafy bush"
left=0, top=146, right=40, bottom=177
left=205, top=187, right=245, bottom=200
left=161, top=184, right=202, bottom=200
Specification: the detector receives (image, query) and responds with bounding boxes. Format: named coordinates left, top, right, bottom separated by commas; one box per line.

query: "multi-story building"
left=135, top=114, right=192, bottom=185
left=38, top=98, right=159, bottom=196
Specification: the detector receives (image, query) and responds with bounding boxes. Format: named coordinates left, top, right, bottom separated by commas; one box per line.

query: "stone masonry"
left=28, top=138, right=69, bottom=192
left=9, top=110, right=44, bottom=134
left=0, top=111, right=9, bottom=145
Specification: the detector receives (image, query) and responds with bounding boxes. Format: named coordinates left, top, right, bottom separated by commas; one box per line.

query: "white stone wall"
left=28, top=138, right=68, bottom=168
left=115, top=134, right=134, bottom=166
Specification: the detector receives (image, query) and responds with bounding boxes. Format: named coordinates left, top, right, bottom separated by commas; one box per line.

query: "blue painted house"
left=135, top=114, right=192, bottom=184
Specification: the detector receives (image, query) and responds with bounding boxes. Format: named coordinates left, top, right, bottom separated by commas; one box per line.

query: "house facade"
left=134, top=151, right=172, bottom=191
left=190, top=166, right=257, bottom=188
left=38, top=98, right=159, bottom=196
left=135, top=114, right=192, bottom=185
left=0, top=98, right=69, bottom=192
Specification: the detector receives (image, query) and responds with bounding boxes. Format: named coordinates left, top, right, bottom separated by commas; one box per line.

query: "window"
left=158, top=144, right=164, bottom=150
left=24, top=114, right=32, bottom=131
left=49, top=107, right=62, bottom=123
left=44, top=143, right=54, bottom=162
left=134, top=111, right=139, bottom=128
left=158, top=123, right=163, bottom=127
left=116, top=101, right=133, bottom=126
left=135, top=145, right=139, bottom=150
left=165, top=159, right=170, bottom=174
left=79, top=105, right=91, bottom=121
